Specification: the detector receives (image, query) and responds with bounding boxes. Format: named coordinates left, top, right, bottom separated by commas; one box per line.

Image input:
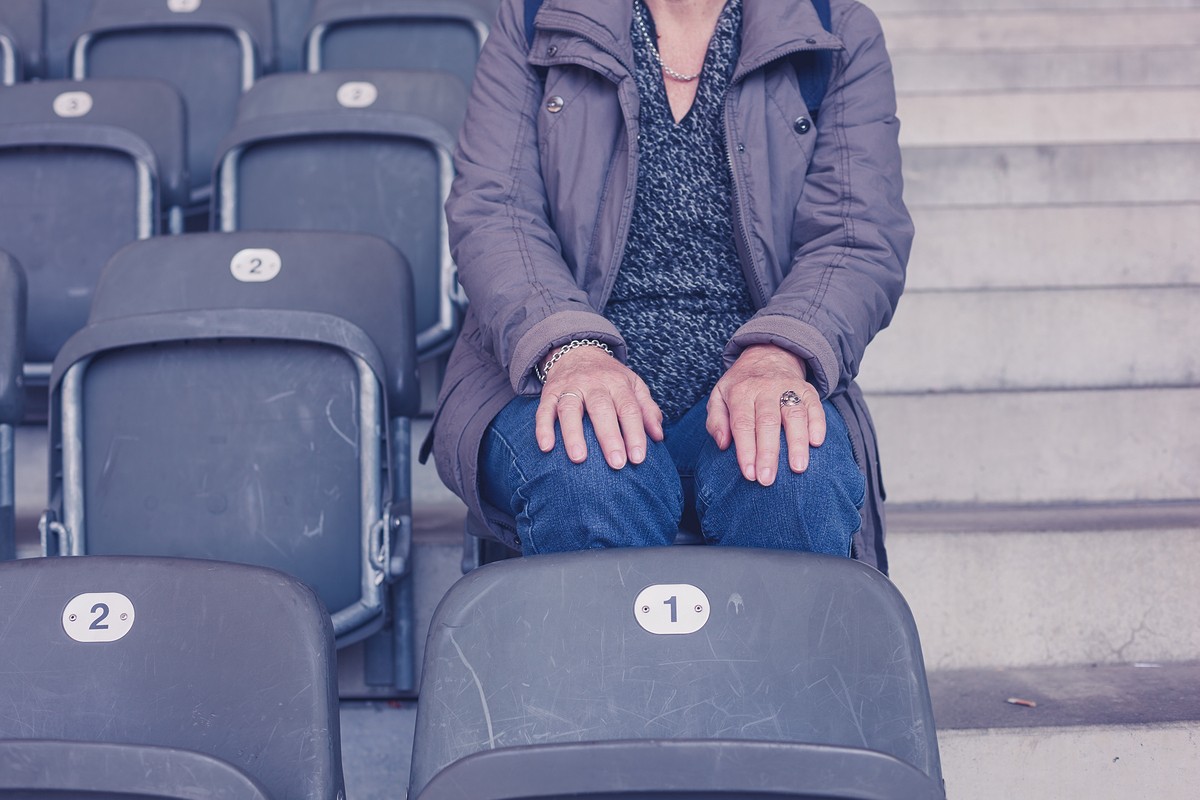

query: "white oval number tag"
left=337, top=81, right=378, bottom=109
left=230, top=248, right=281, bottom=282
left=63, top=593, right=136, bottom=643
left=53, top=91, right=93, bottom=119
left=634, top=583, right=710, bottom=635
left=167, top=0, right=202, bottom=13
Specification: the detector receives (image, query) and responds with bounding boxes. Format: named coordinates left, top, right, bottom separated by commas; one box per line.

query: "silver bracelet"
left=535, top=339, right=614, bottom=383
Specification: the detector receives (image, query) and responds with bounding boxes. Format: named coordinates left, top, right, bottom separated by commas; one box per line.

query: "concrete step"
left=905, top=203, right=1200, bottom=290
left=898, top=88, right=1200, bottom=147
left=887, top=504, right=1200, bottom=669
left=879, top=10, right=1200, bottom=51
left=902, top=143, right=1200, bottom=206
left=859, top=286, right=1200, bottom=393
left=893, top=47, right=1200, bottom=94
left=866, top=387, right=1200, bottom=505
left=870, top=0, right=1199, bottom=12
left=932, top=663, right=1200, bottom=800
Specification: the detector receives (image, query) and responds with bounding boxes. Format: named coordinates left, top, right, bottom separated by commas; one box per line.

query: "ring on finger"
left=780, top=390, right=803, bottom=407
left=557, top=391, right=582, bottom=403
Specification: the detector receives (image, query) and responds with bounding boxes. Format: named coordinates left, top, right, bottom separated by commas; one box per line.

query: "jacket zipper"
left=725, top=42, right=837, bottom=309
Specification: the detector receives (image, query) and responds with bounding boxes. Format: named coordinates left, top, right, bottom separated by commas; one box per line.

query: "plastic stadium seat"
left=0, top=252, right=24, bottom=561
left=42, top=232, right=421, bottom=689
left=304, top=0, right=500, bottom=89
left=70, top=0, right=273, bottom=212
left=0, top=555, right=344, bottom=799
left=410, top=547, right=946, bottom=800
left=44, top=0, right=95, bottom=78
left=213, top=70, right=466, bottom=359
left=0, top=0, right=43, bottom=83
left=0, top=78, right=187, bottom=408
left=274, top=0, right=318, bottom=71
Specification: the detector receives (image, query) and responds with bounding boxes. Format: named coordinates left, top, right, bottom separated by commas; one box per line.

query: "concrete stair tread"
left=893, top=47, right=1200, bottom=94
left=906, top=203, right=1200, bottom=290
left=902, top=142, right=1200, bottom=206
left=930, top=661, right=1200, bottom=730
left=878, top=10, right=1200, bottom=51
left=898, top=88, right=1200, bottom=146
left=860, top=285, right=1200, bottom=393
left=888, top=499, right=1200, bottom=533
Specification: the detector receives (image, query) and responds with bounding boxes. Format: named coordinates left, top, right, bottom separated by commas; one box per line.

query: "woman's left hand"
left=706, top=344, right=825, bottom=486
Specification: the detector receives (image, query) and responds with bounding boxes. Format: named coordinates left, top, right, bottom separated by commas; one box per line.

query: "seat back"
left=0, top=555, right=344, bottom=799
left=46, top=231, right=419, bottom=645
left=0, top=0, right=43, bottom=83
left=0, top=252, right=25, bottom=560
left=410, top=547, right=944, bottom=799
left=0, top=79, right=186, bottom=372
left=305, top=0, right=499, bottom=88
left=214, top=70, right=466, bottom=358
left=71, top=0, right=273, bottom=207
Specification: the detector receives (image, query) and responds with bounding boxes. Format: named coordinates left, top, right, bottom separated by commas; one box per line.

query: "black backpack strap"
left=797, top=0, right=834, bottom=120
left=525, top=0, right=543, bottom=47
left=525, top=0, right=832, bottom=117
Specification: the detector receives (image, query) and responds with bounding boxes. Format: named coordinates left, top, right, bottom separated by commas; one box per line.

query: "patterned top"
left=605, top=0, right=754, bottom=421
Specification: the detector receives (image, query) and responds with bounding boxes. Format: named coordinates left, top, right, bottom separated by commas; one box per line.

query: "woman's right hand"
left=535, top=347, right=664, bottom=469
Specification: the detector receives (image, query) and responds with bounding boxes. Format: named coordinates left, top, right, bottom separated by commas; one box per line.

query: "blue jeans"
left=479, top=395, right=866, bottom=557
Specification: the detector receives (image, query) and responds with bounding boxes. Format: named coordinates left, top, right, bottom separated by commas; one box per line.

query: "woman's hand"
left=535, top=347, right=664, bottom=469
left=706, top=344, right=825, bottom=486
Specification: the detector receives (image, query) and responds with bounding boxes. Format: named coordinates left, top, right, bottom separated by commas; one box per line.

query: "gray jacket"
left=429, top=0, right=912, bottom=572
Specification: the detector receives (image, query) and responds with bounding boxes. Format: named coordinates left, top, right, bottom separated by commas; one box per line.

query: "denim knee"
left=480, top=399, right=682, bottom=555
left=694, top=401, right=865, bottom=555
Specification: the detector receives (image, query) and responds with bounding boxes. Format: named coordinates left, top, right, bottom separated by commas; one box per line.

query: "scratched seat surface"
left=409, top=546, right=945, bottom=799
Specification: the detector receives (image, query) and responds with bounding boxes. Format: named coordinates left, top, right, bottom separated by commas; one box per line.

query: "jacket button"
left=546, top=45, right=558, bottom=56
left=793, top=116, right=812, bottom=134
left=546, top=96, right=565, bottom=113
left=806, top=37, right=817, bottom=45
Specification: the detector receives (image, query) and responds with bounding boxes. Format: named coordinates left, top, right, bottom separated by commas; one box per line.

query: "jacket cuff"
left=510, top=310, right=626, bottom=394
left=725, top=315, right=841, bottom=397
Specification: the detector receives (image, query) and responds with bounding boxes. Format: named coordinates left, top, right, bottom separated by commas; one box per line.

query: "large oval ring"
left=779, top=390, right=803, bottom=407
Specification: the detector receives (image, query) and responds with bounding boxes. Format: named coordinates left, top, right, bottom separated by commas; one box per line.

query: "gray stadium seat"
left=0, top=252, right=24, bottom=560
left=274, top=0, right=318, bottom=71
left=0, top=555, right=344, bottom=799
left=42, top=231, right=421, bottom=690
left=0, top=78, right=187, bottom=413
left=44, top=0, right=95, bottom=78
left=0, top=0, right=43, bottom=83
left=410, top=547, right=946, bottom=800
left=304, top=0, right=499, bottom=89
left=69, top=0, right=273, bottom=213
left=213, top=70, right=466, bottom=358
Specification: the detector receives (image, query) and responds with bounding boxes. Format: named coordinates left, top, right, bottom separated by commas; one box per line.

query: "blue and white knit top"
left=604, top=0, right=755, bottom=422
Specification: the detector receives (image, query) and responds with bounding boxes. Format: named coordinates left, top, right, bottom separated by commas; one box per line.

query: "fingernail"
left=758, top=467, right=773, bottom=485
left=610, top=451, right=627, bottom=469
left=630, top=447, right=645, bottom=463
left=569, top=446, right=585, bottom=462
left=742, top=464, right=755, bottom=481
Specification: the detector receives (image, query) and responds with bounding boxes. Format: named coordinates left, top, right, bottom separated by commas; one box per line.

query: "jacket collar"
left=532, top=0, right=842, bottom=78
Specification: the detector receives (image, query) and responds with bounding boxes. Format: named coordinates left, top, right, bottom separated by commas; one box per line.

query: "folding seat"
left=213, top=70, right=466, bottom=359
left=410, top=547, right=946, bottom=800
left=304, top=0, right=500, bottom=90
left=0, top=555, right=344, bottom=799
left=0, top=78, right=188, bottom=415
left=274, top=0, right=318, bottom=71
left=42, top=231, right=421, bottom=690
left=0, top=252, right=25, bottom=560
left=69, top=0, right=274, bottom=214
left=0, top=0, right=43, bottom=83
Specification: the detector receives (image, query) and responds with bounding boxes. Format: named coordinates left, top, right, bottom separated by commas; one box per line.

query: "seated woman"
left=427, top=0, right=911, bottom=572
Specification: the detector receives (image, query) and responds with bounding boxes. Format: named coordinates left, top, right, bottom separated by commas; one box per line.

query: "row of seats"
left=0, top=547, right=946, bottom=799
left=0, top=231, right=945, bottom=798
left=2, top=70, right=464, bottom=406
left=0, top=0, right=499, bottom=80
